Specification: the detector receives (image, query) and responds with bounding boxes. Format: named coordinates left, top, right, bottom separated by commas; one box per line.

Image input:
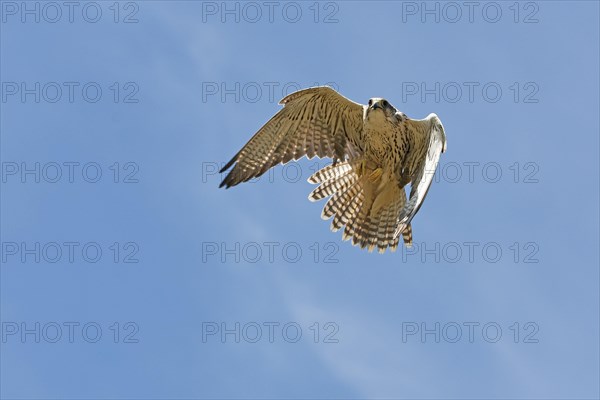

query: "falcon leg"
left=355, top=160, right=382, bottom=182
left=356, top=160, right=367, bottom=177
left=368, top=168, right=383, bottom=182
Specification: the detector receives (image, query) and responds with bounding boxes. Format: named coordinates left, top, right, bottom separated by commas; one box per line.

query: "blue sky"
left=1, top=1, right=599, bottom=398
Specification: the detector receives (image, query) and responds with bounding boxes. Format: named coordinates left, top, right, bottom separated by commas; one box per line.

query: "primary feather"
left=220, top=87, right=447, bottom=253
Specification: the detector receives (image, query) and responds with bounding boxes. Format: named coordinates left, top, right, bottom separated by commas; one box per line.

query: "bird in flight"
left=219, top=86, right=447, bottom=253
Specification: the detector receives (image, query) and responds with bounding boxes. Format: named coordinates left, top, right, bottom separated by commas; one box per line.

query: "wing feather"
left=220, top=86, right=365, bottom=188
left=394, top=114, right=447, bottom=238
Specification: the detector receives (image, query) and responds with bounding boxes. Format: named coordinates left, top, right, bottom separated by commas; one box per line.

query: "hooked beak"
left=370, top=101, right=382, bottom=110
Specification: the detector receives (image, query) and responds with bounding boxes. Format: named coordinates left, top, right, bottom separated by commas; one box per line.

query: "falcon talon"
left=368, top=168, right=383, bottom=183
left=219, top=86, right=447, bottom=253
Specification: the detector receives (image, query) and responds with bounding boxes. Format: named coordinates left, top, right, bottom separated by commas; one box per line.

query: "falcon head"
left=366, top=98, right=406, bottom=123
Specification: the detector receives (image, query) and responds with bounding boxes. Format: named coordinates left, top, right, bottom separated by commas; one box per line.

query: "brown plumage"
left=219, top=86, right=447, bottom=253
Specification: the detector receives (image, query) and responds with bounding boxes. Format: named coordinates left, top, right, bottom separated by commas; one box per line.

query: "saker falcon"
left=219, top=86, right=447, bottom=253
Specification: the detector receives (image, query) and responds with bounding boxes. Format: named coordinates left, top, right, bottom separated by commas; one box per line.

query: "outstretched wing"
left=219, top=86, right=365, bottom=188
left=395, top=114, right=447, bottom=237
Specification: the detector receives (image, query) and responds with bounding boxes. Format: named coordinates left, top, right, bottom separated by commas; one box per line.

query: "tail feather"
left=308, top=161, right=352, bottom=184
left=331, top=181, right=364, bottom=232
left=353, top=182, right=401, bottom=252
left=375, top=190, right=412, bottom=252
left=351, top=191, right=378, bottom=250
left=309, top=162, right=412, bottom=253
left=402, top=224, right=413, bottom=247
left=309, top=164, right=357, bottom=201
left=346, top=208, right=369, bottom=248
left=321, top=177, right=361, bottom=221
left=341, top=190, right=366, bottom=242
left=376, top=199, right=398, bottom=253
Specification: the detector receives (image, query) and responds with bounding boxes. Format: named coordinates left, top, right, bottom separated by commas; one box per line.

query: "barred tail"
left=308, top=162, right=412, bottom=253
left=401, top=223, right=413, bottom=248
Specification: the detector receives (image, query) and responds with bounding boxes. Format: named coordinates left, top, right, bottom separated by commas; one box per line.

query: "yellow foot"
left=368, top=168, right=383, bottom=182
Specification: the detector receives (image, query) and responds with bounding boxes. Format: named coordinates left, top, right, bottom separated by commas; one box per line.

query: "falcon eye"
left=368, top=99, right=373, bottom=106
left=382, top=100, right=388, bottom=107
